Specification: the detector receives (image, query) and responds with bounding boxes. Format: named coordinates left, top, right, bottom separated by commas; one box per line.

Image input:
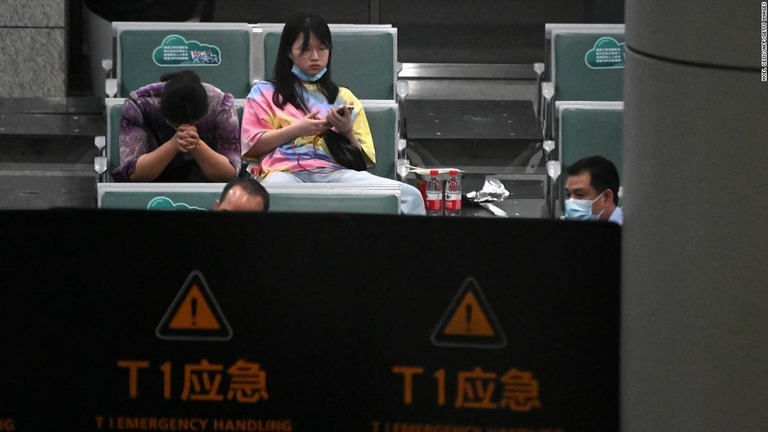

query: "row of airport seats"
left=98, top=183, right=401, bottom=214
left=97, top=101, right=400, bottom=213
left=97, top=22, right=401, bottom=214
left=103, top=98, right=397, bottom=179
left=538, top=24, right=625, bottom=213
left=107, top=22, right=397, bottom=100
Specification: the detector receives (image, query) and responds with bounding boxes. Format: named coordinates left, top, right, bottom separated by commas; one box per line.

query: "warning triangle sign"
left=431, top=277, right=507, bottom=349
left=156, top=270, right=233, bottom=341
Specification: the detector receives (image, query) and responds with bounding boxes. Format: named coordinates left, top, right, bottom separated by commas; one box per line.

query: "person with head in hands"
left=113, top=70, right=240, bottom=182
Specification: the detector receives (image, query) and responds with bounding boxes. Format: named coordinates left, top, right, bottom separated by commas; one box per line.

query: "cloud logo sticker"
left=147, top=196, right=206, bottom=211
left=584, top=37, right=626, bottom=70
left=152, top=35, right=222, bottom=66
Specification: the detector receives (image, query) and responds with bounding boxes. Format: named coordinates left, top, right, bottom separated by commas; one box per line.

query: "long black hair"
left=272, top=13, right=339, bottom=112
left=159, top=70, right=208, bottom=124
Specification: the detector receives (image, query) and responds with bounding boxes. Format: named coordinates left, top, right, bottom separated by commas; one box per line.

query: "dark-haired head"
left=272, top=12, right=338, bottom=111
left=565, top=155, right=620, bottom=205
left=159, top=70, right=208, bottom=125
left=215, top=176, right=270, bottom=212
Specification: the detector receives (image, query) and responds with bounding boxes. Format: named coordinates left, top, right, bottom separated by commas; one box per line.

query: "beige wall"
left=0, top=0, right=67, bottom=97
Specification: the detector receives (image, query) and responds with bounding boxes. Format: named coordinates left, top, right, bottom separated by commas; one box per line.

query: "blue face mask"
left=291, top=65, right=327, bottom=82
left=564, top=192, right=605, bottom=221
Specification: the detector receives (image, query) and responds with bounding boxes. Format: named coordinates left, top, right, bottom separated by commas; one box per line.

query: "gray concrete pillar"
left=0, top=0, right=67, bottom=97
left=622, top=0, right=768, bottom=430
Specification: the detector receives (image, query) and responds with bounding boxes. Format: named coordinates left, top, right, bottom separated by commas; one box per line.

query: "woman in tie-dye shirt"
left=240, top=13, right=425, bottom=215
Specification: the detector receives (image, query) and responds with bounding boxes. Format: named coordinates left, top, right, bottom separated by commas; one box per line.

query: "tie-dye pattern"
left=240, top=81, right=375, bottom=176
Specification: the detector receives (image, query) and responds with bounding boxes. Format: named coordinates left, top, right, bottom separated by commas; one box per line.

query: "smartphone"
left=336, top=105, right=354, bottom=116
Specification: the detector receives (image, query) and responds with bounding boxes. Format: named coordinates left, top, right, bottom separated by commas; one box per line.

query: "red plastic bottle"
left=444, top=170, right=462, bottom=216
left=425, top=169, right=443, bottom=216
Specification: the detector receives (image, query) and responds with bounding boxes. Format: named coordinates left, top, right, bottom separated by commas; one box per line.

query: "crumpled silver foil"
left=465, top=178, right=510, bottom=203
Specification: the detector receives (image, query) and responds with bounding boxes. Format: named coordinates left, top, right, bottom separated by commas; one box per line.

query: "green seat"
left=362, top=101, right=397, bottom=179
left=558, top=102, right=623, bottom=174
left=98, top=184, right=401, bottom=214
left=547, top=25, right=626, bottom=102
left=114, top=22, right=252, bottom=98
left=101, top=190, right=216, bottom=210
left=107, top=99, right=123, bottom=174
left=258, top=25, right=396, bottom=100
left=557, top=102, right=623, bottom=207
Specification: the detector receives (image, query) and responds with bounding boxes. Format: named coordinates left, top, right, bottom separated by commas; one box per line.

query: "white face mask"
left=291, top=65, right=327, bottom=82
left=564, top=191, right=605, bottom=221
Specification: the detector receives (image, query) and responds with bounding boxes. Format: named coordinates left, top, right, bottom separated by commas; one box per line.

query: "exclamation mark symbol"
left=465, top=304, right=473, bottom=333
left=191, top=297, right=198, bottom=327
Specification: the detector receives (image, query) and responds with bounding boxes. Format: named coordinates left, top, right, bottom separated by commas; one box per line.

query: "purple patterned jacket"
left=112, top=82, right=241, bottom=182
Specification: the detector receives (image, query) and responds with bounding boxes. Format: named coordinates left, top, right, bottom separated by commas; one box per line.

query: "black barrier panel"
left=0, top=210, right=620, bottom=432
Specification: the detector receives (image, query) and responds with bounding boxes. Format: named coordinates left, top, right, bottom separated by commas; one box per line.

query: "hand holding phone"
left=336, top=105, right=354, bottom=116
